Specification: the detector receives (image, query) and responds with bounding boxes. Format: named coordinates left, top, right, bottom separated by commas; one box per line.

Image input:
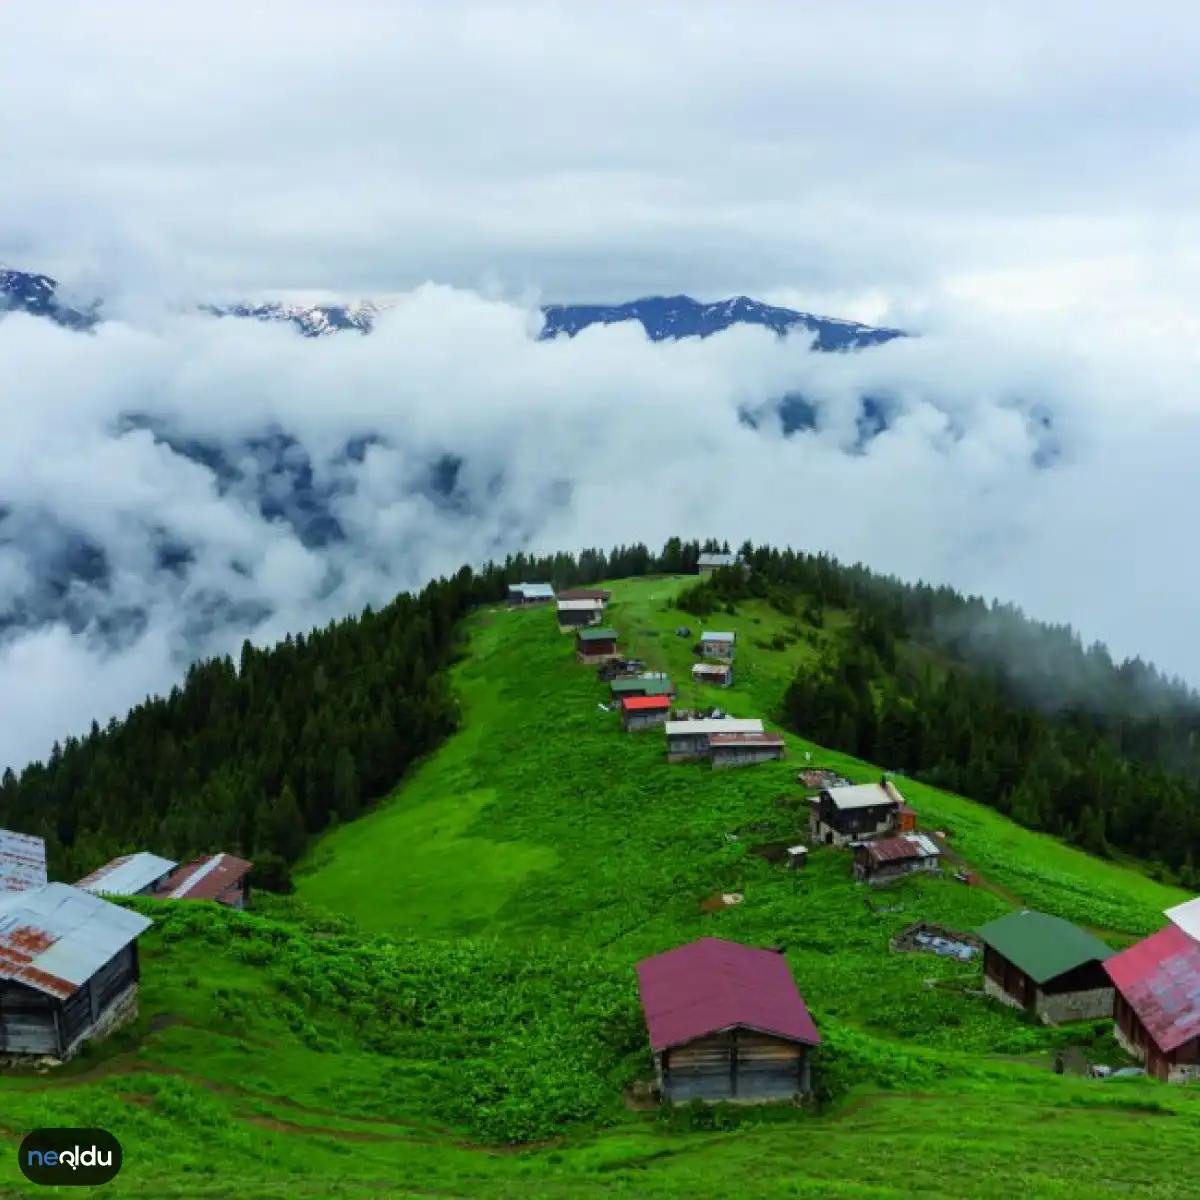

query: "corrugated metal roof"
left=698, top=554, right=736, bottom=568
left=611, top=677, right=674, bottom=696
left=577, top=627, right=619, bottom=642
left=164, top=853, right=253, bottom=901
left=556, top=589, right=610, bottom=601
left=76, top=852, right=178, bottom=897
left=0, top=883, right=153, bottom=999
left=975, top=910, right=1113, bottom=985
left=510, top=582, right=554, bottom=598
left=622, top=695, right=672, bottom=711
left=665, top=719, right=764, bottom=737
left=692, top=663, right=731, bottom=676
left=700, top=631, right=735, bottom=642
left=823, top=782, right=901, bottom=811
left=865, top=834, right=940, bottom=864
left=1105, top=924, right=1200, bottom=1053
left=1164, top=897, right=1200, bottom=943
left=636, top=937, right=820, bottom=1052
left=709, top=733, right=785, bottom=747
left=0, top=829, right=48, bottom=897
left=557, top=598, right=604, bottom=611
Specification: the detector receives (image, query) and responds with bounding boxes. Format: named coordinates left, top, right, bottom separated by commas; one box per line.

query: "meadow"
left=1, top=573, right=1198, bottom=1198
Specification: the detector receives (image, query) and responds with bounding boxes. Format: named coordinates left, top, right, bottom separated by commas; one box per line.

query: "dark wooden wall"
left=662, top=1029, right=808, bottom=1102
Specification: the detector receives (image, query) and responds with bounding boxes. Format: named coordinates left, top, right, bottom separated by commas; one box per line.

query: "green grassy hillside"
left=2, top=574, right=1198, bottom=1199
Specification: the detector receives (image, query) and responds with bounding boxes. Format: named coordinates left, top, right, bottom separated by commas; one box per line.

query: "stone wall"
left=1114, top=1024, right=1146, bottom=1062
left=983, top=974, right=1024, bottom=1011
left=61, top=982, right=139, bottom=1062
left=1035, top=985, right=1114, bottom=1025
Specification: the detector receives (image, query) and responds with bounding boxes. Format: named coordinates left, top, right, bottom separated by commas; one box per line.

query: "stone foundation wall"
left=61, top=982, right=139, bottom=1062
left=983, top=974, right=1024, bottom=1011
left=1114, top=1023, right=1146, bottom=1062
left=1035, top=986, right=1114, bottom=1025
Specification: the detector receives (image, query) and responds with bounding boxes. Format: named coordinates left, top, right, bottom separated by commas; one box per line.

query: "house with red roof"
left=620, top=694, right=672, bottom=732
left=161, top=853, right=254, bottom=910
left=635, top=937, right=821, bottom=1103
left=1104, top=923, right=1200, bottom=1083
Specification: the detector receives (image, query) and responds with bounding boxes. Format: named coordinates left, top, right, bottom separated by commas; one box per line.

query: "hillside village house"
left=697, top=553, right=738, bottom=578
left=621, top=695, right=672, bottom=732
left=710, top=732, right=786, bottom=769
left=0, top=882, right=153, bottom=1059
left=507, top=582, right=555, bottom=607
left=0, top=829, right=48, bottom=897
left=610, top=674, right=674, bottom=701
left=976, top=910, right=1115, bottom=1024
left=853, top=833, right=941, bottom=886
left=809, top=778, right=909, bottom=847
left=1104, top=919, right=1200, bottom=1083
left=556, top=588, right=611, bottom=606
left=692, top=662, right=733, bottom=688
left=665, top=718, right=764, bottom=763
left=556, top=598, right=606, bottom=630
left=76, top=852, right=178, bottom=898
left=575, top=626, right=620, bottom=664
left=636, top=937, right=821, bottom=1103
left=1165, top=896, right=1200, bottom=942
left=162, top=853, right=253, bottom=909
left=698, top=632, right=736, bottom=661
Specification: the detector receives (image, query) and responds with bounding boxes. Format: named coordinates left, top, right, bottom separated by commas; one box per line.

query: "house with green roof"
left=976, top=909, right=1115, bottom=1024
left=575, top=626, right=620, bottom=665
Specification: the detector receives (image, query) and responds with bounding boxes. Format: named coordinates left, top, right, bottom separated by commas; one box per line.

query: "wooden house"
left=162, top=853, right=253, bottom=909
left=0, top=883, right=152, bottom=1060
left=507, top=582, right=555, bottom=607
left=692, top=662, right=733, bottom=688
left=556, top=589, right=611, bottom=605
left=665, top=718, right=763, bottom=763
left=636, top=937, right=820, bottom=1103
left=852, top=834, right=940, bottom=886
left=698, top=632, right=735, bottom=661
left=809, top=777, right=906, bottom=847
left=76, top=852, right=178, bottom=898
left=621, top=695, right=672, bottom=731
left=697, top=553, right=737, bottom=578
left=575, top=626, right=620, bottom=664
left=976, top=909, right=1115, bottom=1024
left=709, top=732, right=785, bottom=769
left=1105, top=923, right=1200, bottom=1083
left=0, top=829, right=48, bottom=898
left=610, top=674, right=674, bottom=702
left=556, top=597, right=605, bottom=630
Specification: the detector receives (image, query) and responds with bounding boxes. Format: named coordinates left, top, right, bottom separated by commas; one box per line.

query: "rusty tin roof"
left=164, top=853, right=253, bottom=901
left=0, top=829, right=48, bottom=898
left=76, top=852, right=178, bottom=897
left=0, top=882, right=153, bottom=999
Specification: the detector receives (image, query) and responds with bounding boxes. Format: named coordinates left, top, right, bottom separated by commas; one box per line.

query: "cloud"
left=2, top=291, right=1200, bottom=773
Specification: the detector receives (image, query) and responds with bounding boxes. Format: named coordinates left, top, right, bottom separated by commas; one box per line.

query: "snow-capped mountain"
left=1, top=265, right=905, bottom=348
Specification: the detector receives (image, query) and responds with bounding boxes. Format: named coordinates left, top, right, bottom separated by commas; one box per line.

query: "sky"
left=3, top=1, right=1200, bottom=770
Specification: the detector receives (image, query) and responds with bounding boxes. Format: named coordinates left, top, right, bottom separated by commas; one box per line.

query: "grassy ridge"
left=2, top=573, right=1199, bottom=1198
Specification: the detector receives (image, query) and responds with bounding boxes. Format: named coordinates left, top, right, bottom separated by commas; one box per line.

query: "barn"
left=621, top=695, right=672, bottom=731
left=709, top=732, right=785, bottom=769
left=809, top=777, right=907, bottom=847
left=853, top=833, right=940, bottom=886
left=636, top=937, right=821, bottom=1103
left=0, top=883, right=153, bottom=1060
left=698, top=632, right=736, bottom=661
left=162, top=854, right=254, bottom=909
left=575, top=626, right=620, bottom=664
left=665, top=718, right=764, bottom=762
left=507, top=582, right=555, bottom=607
left=0, top=829, right=48, bottom=898
left=976, top=909, right=1115, bottom=1024
left=692, top=662, right=733, bottom=688
left=1104, top=922, right=1200, bottom=1083
left=76, top=852, right=178, bottom=898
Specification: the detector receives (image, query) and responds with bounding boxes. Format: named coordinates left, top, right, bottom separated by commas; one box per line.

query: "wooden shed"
left=1105, top=923, right=1200, bottom=1083
left=76, top=852, right=178, bottom=898
left=976, top=909, right=1115, bottom=1024
left=0, top=883, right=152, bottom=1060
left=636, top=938, right=820, bottom=1103
left=709, top=732, right=785, bottom=769
left=698, top=632, right=736, bottom=661
left=575, top=626, right=620, bottom=664
left=692, top=662, right=733, bottom=688
left=853, top=834, right=940, bottom=886
left=162, top=853, right=254, bottom=909
left=621, top=695, right=672, bottom=731
left=665, top=718, right=764, bottom=763
left=610, top=675, right=674, bottom=701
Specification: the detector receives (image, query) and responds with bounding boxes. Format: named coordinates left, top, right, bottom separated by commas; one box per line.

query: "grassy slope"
left=2, top=574, right=1198, bottom=1199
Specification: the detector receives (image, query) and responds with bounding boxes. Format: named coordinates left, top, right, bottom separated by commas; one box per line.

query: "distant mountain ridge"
left=0, top=265, right=907, bottom=348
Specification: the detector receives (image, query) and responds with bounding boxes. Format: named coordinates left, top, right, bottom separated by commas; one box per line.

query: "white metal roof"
left=0, top=829, right=47, bottom=897
left=692, top=663, right=730, bottom=673
left=556, top=598, right=604, bottom=611
left=665, top=718, right=763, bottom=737
left=0, top=882, right=153, bottom=998
left=1165, top=897, right=1200, bottom=942
left=700, top=631, right=735, bottom=642
left=511, top=582, right=554, bottom=598
left=823, top=782, right=901, bottom=810
left=76, top=852, right=178, bottom=897
left=698, top=553, right=736, bottom=567
left=787, top=845, right=808, bottom=855
left=904, top=833, right=941, bottom=857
